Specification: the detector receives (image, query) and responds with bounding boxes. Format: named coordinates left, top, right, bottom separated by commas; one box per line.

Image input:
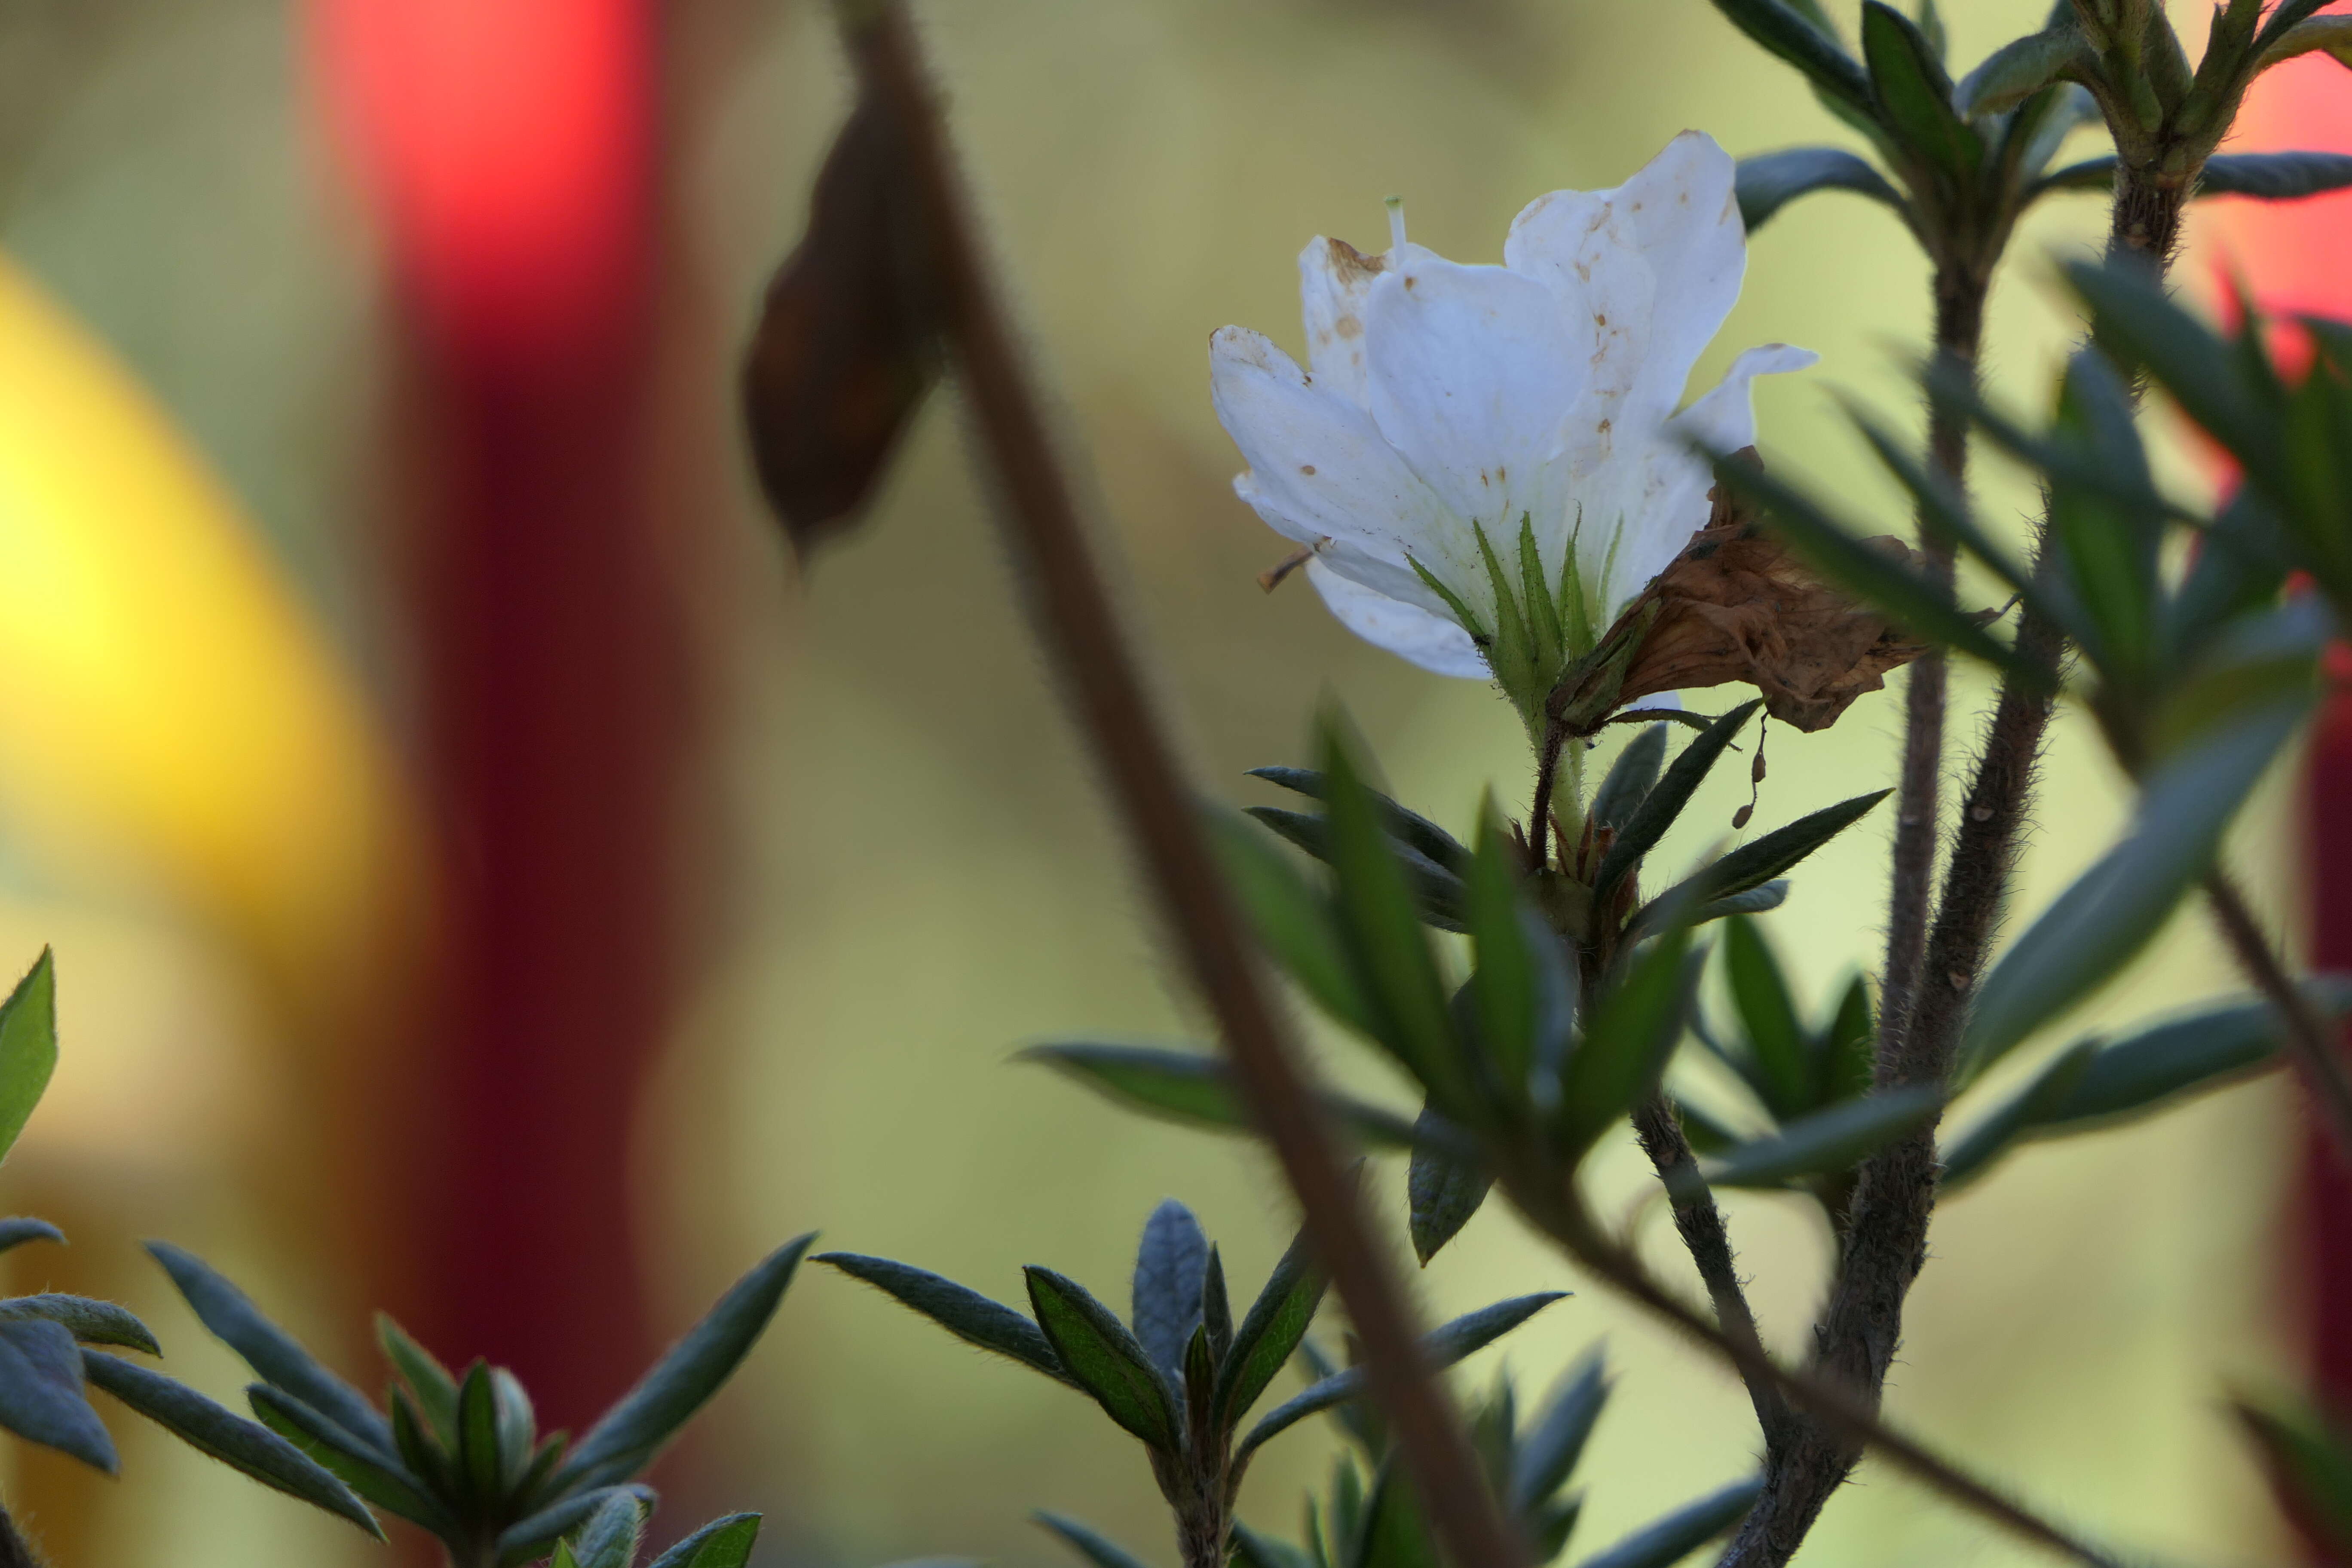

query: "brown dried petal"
left=741, top=90, right=941, bottom=557
left=1605, top=452, right=1929, bottom=733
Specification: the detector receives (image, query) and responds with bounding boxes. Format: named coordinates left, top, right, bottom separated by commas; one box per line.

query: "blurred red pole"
left=307, top=0, right=679, bottom=1433
left=2200, top=39, right=2352, bottom=1550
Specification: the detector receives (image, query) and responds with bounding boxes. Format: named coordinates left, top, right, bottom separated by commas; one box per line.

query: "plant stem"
left=1628, top=1099, right=1792, bottom=1448
left=2203, top=868, right=2352, bottom=1170
left=1513, top=1183, right=2130, bottom=1568
left=1879, top=266, right=1986, bottom=1073
left=837, top=9, right=1524, bottom=1565
left=1721, top=179, right=2188, bottom=1568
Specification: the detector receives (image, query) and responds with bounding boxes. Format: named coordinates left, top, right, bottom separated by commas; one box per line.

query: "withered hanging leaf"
left=741, top=90, right=941, bottom=557
left=1607, top=452, right=1930, bottom=732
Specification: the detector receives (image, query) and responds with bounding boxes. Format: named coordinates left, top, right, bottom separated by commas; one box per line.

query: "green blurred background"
left=0, top=0, right=2316, bottom=1563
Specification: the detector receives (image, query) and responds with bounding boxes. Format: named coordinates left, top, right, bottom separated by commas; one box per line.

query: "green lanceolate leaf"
left=1593, top=702, right=1761, bottom=903
left=1592, top=724, right=1669, bottom=833
left=1573, top=1477, right=1765, bottom=1568
left=0, top=950, right=56, bottom=1167
left=1709, top=0, right=1876, bottom=115
left=0, top=1218, right=64, bottom=1254
left=1245, top=805, right=1469, bottom=933
left=1239, top=1293, right=1567, bottom=1460
left=1214, top=1232, right=1326, bottom=1430
left=1207, top=808, right=1377, bottom=1039
left=1203, top=1248, right=1234, bottom=1362
left=1033, top=1511, right=1157, bottom=1568
left=1130, top=1199, right=1209, bottom=1377
left=248, top=1384, right=456, bottom=1537
left=1643, top=793, right=1893, bottom=941
left=1954, top=24, right=2092, bottom=115
left=1019, top=1042, right=1431, bottom=1151
left=551, top=1233, right=814, bottom=1493
left=1692, top=882, right=1790, bottom=926
left=492, top=1366, right=536, bottom=1488
left=1559, top=932, right=1701, bottom=1160
left=1407, top=1105, right=1492, bottom=1266
left=2063, top=260, right=2278, bottom=477
left=1960, top=695, right=2312, bottom=1078
left=649, top=1513, right=763, bottom=1568
left=0, top=1294, right=159, bottom=1354
left=456, top=1360, right=502, bottom=1508
left=1701, top=1086, right=1942, bottom=1187
left=1354, top=1464, right=1439, bottom=1568
left=145, top=1242, right=392, bottom=1453
left=1722, top=917, right=1811, bottom=1119
left=82, top=1350, right=381, bottom=1536
left=388, top=1385, right=452, bottom=1495
left=1510, top=1351, right=1611, bottom=1513
left=1467, top=800, right=1574, bottom=1103
left=1024, top=1268, right=1181, bottom=1452
left=563, top=1488, right=647, bottom=1568
left=1319, top=723, right=1470, bottom=1111
left=1734, top=147, right=1906, bottom=231
left=496, top=1484, right=657, bottom=1568
left=1861, top=2, right=1981, bottom=177
left=1938, top=1039, right=2099, bottom=1188
left=0, top=1317, right=115, bottom=1472
left=378, top=1313, right=460, bottom=1449
left=1234, top=1522, right=1315, bottom=1568
left=816, top=1252, right=1070, bottom=1384
left=1247, top=767, right=1470, bottom=874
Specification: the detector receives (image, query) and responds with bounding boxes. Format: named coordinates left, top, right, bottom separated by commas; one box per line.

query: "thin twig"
left=839, top=10, right=1525, bottom=1565
left=1519, top=1185, right=2132, bottom=1568
left=1529, top=715, right=1568, bottom=870
left=1628, top=1100, right=1792, bottom=1447
left=2203, top=868, right=2352, bottom=1170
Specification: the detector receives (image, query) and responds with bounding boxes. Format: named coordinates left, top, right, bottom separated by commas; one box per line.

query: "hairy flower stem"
left=2203, top=869, right=2352, bottom=1170
left=1880, top=267, right=1986, bottom=1072
left=1718, top=183, right=2188, bottom=1568
left=836, top=9, right=1525, bottom=1566
left=1629, top=1099, right=1792, bottom=1447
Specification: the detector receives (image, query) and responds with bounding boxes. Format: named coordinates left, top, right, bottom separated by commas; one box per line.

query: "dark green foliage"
left=1635, top=791, right=1891, bottom=929
left=1734, top=147, right=1905, bottom=230
left=554, top=1489, right=647, bottom=1568
left=1593, top=702, right=1760, bottom=901
left=0, top=950, right=57, bottom=1167
left=1407, top=1113, right=1492, bottom=1266
left=0, top=1318, right=115, bottom=1473
left=1700, top=1088, right=1942, bottom=1188
left=83, top=1349, right=380, bottom=1536
left=828, top=1202, right=1556, bottom=1563
left=0, top=1293, right=160, bottom=1354
left=1019, top=1042, right=1433, bottom=1152
left=647, top=1513, right=763, bottom=1568
left=149, top=1237, right=808, bottom=1560
left=0, top=1218, right=65, bottom=1253
left=1574, top=1479, right=1767, bottom=1568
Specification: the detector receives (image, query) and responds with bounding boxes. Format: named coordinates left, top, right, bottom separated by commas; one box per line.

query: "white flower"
left=1210, top=131, right=1815, bottom=726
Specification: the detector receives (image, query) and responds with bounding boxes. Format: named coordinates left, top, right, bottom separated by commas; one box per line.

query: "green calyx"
left=1410, top=515, right=1611, bottom=741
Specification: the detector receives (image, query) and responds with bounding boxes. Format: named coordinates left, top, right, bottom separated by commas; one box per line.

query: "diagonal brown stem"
left=2203, top=868, right=2352, bottom=1171
left=838, top=9, right=1524, bottom=1565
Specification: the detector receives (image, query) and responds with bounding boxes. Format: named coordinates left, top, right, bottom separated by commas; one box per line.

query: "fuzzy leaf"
left=1961, top=697, right=2311, bottom=1078
left=648, top=1513, right=763, bottom=1568
left=146, top=1242, right=391, bottom=1453
left=1703, top=1087, right=1941, bottom=1187
left=83, top=1350, right=380, bottom=1535
left=1734, top=147, right=1905, bottom=231
left=1033, top=1511, right=1157, bottom=1568
left=0, top=1318, right=114, bottom=1472
left=0, top=950, right=56, bottom=1167
left=1407, top=1108, right=1492, bottom=1265
left=1722, top=918, right=1811, bottom=1120
left=564, top=1489, right=648, bottom=1568
left=1594, top=702, right=1762, bottom=902
left=1510, top=1351, right=1611, bottom=1513
left=0, top=1218, right=64, bottom=1254
left=1238, top=1292, right=1567, bottom=1458
left=1130, top=1199, right=1210, bottom=1377
left=248, top=1384, right=456, bottom=1536
left=1592, top=725, right=1669, bottom=832
left=378, top=1313, right=460, bottom=1449
left=1355, top=1464, right=1439, bottom=1568
left=1954, top=24, right=2091, bottom=115
left=1560, top=932, right=1701, bottom=1159
left=1207, top=807, right=1377, bottom=1038
left=1025, top=1268, right=1181, bottom=1451
left=1573, top=1477, right=1764, bottom=1568
left=1861, top=2, right=1980, bottom=176
left=551, top=1234, right=813, bottom=1492
left=496, top=1485, right=657, bottom=1568
left=816, top=1252, right=1069, bottom=1384
left=0, top=1294, right=159, bottom=1355
left=1244, top=806, right=1468, bottom=934
left=1214, top=1232, right=1326, bottom=1429
left=1247, top=767, right=1471, bottom=874
left=1708, top=0, right=1876, bottom=113
left=1020, top=1042, right=1429, bottom=1150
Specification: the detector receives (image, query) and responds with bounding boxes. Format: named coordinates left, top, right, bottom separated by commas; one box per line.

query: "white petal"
left=1670, top=341, right=1819, bottom=456
left=1210, top=325, right=1458, bottom=573
left=1614, top=132, right=1746, bottom=426
left=1306, top=558, right=1491, bottom=680
left=1581, top=341, right=1818, bottom=624
left=1361, top=256, right=1582, bottom=580
left=1503, top=189, right=1657, bottom=476
left=1298, top=237, right=1386, bottom=407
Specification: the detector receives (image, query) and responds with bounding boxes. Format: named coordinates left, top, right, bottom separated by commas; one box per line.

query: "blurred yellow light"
left=0, top=253, right=416, bottom=1035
